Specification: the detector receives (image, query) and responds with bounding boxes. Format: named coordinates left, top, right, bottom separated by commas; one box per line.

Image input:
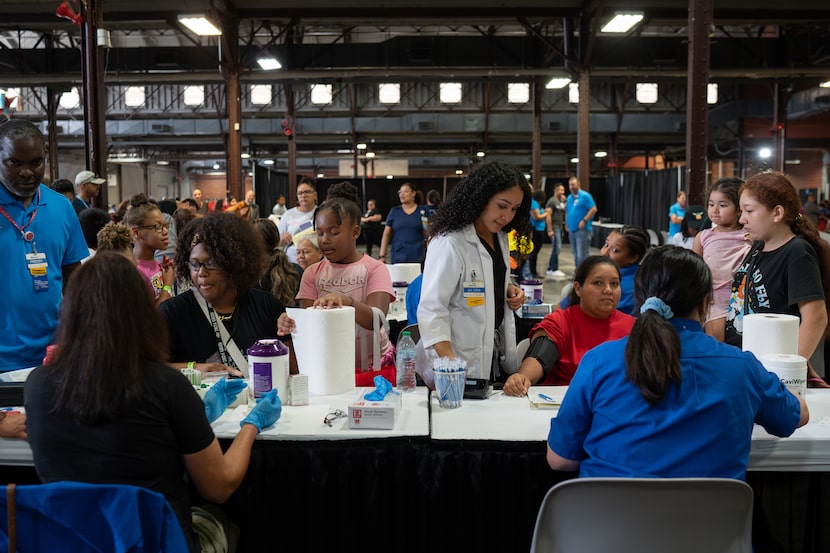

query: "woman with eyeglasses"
left=379, top=182, right=427, bottom=264
left=295, top=233, right=323, bottom=270
left=160, top=212, right=295, bottom=376
left=124, top=193, right=175, bottom=306
left=277, top=178, right=318, bottom=264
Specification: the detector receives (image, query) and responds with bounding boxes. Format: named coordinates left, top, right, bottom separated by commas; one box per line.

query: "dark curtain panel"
left=253, top=167, right=289, bottom=217
left=603, top=168, right=685, bottom=232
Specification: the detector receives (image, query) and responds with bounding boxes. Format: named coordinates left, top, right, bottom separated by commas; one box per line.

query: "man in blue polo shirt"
left=0, top=120, right=88, bottom=372
left=565, top=176, right=597, bottom=270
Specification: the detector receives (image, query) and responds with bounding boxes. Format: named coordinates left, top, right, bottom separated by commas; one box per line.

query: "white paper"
left=742, top=313, right=799, bottom=359
left=287, top=306, right=356, bottom=395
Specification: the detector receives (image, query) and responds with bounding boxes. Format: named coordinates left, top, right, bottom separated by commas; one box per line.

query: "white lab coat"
left=417, top=224, right=518, bottom=380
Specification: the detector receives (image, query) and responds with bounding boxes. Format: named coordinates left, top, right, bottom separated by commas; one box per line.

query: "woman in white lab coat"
left=417, top=161, right=532, bottom=383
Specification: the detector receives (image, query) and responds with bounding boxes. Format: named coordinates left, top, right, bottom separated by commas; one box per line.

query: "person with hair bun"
left=547, top=245, right=807, bottom=478
left=278, top=181, right=395, bottom=370
left=124, top=193, right=175, bottom=306
left=725, top=173, right=830, bottom=387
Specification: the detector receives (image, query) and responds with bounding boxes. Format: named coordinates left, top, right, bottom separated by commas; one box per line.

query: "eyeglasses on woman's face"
left=136, top=222, right=172, bottom=234
left=297, top=189, right=316, bottom=197
left=188, top=258, right=219, bottom=272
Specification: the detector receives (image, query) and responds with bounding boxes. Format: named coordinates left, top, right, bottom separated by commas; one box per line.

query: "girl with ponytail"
left=546, top=246, right=807, bottom=479
left=724, top=172, right=830, bottom=387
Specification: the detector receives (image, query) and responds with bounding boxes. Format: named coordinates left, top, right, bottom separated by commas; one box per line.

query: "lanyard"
left=206, top=304, right=238, bottom=368
left=0, top=187, right=40, bottom=242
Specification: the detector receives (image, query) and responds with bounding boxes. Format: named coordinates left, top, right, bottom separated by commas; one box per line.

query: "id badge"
left=463, top=280, right=485, bottom=308
left=26, top=252, right=49, bottom=292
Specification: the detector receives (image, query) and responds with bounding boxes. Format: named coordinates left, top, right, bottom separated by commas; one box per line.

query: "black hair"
left=613, top=225, right=650, bottom=265
left=566, top=255, right=620, bottom=306
left=78, top=208, right=111, bottom=249
left=625, top=245, right=712, bottom=406
left=157, top=199, right=177, bottom=216
left=174, top=212, right=266, bottom=297
left=317, top=181, right=362, bottom=226
left=122, top=193, right=160, bottom=227
left=429, top=160, right=532, bottom=244
left=532, top=189, right=546, bottom=205
left=426, top=189, right=442, bottom=206
left=0, top=119, right=43, bottom=144
left=50, top=178, right=74, bottom=195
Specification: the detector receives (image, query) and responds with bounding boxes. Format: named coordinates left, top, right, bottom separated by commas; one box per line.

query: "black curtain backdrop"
left=253, top=166, right=290, bottom=217
left=601, top=168, right=686, bottom=232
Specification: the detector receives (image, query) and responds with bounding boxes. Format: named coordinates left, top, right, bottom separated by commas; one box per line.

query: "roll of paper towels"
left=761, top=353, right=807, bottom=398
left=741, top=313, right=799, bottom=360
left=387, top=263, right=421, bottom=285
left=288, top=306, right=356, bottom=395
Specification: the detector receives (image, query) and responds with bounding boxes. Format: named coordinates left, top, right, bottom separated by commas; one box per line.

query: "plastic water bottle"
left=396, top=331, right=417, bottom=392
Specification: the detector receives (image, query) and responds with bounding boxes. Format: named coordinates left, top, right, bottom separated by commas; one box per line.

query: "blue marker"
left=538, top=393, right=557, bottom=402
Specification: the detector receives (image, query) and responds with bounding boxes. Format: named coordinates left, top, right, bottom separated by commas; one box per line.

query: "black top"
left=479, top=235, right=506, bottom=330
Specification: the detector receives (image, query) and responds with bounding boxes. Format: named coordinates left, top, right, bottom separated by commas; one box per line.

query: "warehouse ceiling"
left=1, top=0, right=829, bottom=176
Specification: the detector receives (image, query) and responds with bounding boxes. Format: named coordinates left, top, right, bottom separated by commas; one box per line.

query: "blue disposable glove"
left=240, top=389, right=282, bottom=432
left=203, top=378, right=248, bottom=424
left=364, top=375, right=393, bottom=401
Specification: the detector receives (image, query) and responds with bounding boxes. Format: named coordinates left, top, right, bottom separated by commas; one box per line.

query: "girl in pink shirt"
left=278, top=182, right=395, bottom=369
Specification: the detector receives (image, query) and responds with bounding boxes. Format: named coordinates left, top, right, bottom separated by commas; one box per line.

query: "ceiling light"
left=317, top=173, right=325, bottom=178
left=310, top=84, right=333, bottom=105
left=365, top=152, right=376, bottom=158
left=257, top=57, right=282, bottom=70
left=386, top=175, right=394, bottom=180
left=59, top=87, right=80, bottom=109
left=212, top=163, right=220, bottom=170
left=545, top=77, right=571, bottom=90
left=570, top=157, right=579, bottom=164
left=183, top=85, right=204, bottom=106
left=601, top=13, right=644, bottom=34
left=263, top=159, right=275, bottom=165
left=356, top=143, right=367, bottom=150
left=156, top=160, right=170, bottom=166
left=476, top=151, right=486, bottom=158
left=455, top=169, right=463, bottom=175
left=594, top=151, right=608, bottom=158
left=241, top=153, right=251, bottom=159
left=568, top=83, right=579, bottom=103
left=820, top=80, right=830, bottom=88
left=759, top=147, right=772, bottom=159
left=124, top=86, right=145, bottom=107
left=178, top=16, right=221, bottom=36
left=250, top=84, right=272, bottom=105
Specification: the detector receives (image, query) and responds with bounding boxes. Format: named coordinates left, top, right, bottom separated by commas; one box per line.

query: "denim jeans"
left=547, top=227, right=562, bottom=272
left=570, top=228, right=592, bottom=269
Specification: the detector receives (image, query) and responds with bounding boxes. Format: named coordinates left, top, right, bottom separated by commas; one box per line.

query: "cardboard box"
left=518, top=303, right=553, bottom=318
left=348, top=392, right=402, bottom=430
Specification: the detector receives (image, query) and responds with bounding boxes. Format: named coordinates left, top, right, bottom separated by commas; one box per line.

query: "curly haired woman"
left=160, top=212, right=295, bottom=376
left=417, top=160, right=532, bottom=383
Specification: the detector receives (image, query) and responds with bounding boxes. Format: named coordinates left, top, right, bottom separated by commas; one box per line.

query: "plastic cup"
left=434, top=367, right=466, bottom=409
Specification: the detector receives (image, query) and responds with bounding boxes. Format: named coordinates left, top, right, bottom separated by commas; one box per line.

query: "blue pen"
left=538, top=393, right=557, bottom=402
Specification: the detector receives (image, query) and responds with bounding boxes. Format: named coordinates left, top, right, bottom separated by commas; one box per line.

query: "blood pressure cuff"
left=523, top=335, right=559, bottom=379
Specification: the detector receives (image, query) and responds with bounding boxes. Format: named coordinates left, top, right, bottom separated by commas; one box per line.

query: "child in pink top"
left=124, top=194, right=175, bottom=306
left=693, top=178, right=751, bottom=341
left=279, top=182, right=395, bottom=369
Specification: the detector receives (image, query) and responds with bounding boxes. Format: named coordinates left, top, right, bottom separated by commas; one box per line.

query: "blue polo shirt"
left=668, top=202, right=685, bottom=238
left=565, top=190, right=596, bottom=232
left=0, top=184, right=88, bottom=372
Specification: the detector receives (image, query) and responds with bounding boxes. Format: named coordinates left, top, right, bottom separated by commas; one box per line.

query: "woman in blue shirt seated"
left=547, top=245, right=808, bottom=480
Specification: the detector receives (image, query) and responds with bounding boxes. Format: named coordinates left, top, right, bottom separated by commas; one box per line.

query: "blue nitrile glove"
left=364, top=375, right=393, bottom=401
left=204, top=378, right=248, bottom=424
left=240, top=389, right=282, bottom=432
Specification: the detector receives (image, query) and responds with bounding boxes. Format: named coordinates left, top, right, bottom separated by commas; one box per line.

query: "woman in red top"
left=504, top=256, right=635, bottom=396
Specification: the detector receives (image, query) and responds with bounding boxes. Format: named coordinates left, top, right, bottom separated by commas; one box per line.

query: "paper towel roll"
left=761, top=353, right=807, bottom=398
left=387, top=263, right=421, bottom=285
left=741, top=313, right=799, bottom=360
left=288, top=306, right=356, bottom=395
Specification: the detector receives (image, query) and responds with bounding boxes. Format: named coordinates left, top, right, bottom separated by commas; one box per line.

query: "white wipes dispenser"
left=760, top=353, right=807, bottom=399
left=247, top=339, right=290, bottom=404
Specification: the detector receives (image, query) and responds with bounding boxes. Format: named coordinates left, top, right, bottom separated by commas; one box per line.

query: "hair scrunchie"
left=640, top=296, right=674, bottom=319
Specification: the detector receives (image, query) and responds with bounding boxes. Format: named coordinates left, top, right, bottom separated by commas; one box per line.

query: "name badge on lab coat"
left=463, top=280, right=485, bottom=308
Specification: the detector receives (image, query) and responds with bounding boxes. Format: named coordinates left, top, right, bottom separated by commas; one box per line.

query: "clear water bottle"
left=396, top=331, right=417, bottom=392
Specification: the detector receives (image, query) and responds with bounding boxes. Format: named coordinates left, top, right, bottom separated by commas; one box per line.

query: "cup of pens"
left=433, top=357, right=467, bottom=409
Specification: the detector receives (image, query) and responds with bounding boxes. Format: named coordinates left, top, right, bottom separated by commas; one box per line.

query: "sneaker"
left=552, top=270, right=567, bottom=281
left=545, top=270, right=557, bottom=280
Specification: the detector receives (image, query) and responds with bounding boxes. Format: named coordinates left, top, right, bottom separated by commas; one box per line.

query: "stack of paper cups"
left=761, top=353, right=807, bottom=398
left=741, top=313, right=799, bottom=359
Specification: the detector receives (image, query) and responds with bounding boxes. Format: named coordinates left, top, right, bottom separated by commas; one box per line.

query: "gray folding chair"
left=530, top=477, right=753, bottom=553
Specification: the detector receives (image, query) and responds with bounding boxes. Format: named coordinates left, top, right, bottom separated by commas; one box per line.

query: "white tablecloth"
left=431, top=386, right=830, bottom=472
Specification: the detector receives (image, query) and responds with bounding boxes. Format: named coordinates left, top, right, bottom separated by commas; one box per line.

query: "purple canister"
left=247, top=339, right=289, bottom=403
left=519, top=279, right=544, bottom=304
